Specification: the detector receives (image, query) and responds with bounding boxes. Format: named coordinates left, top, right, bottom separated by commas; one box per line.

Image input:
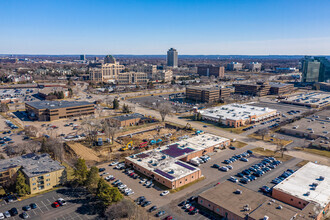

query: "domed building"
left=104, top=55, right=116, bottom=64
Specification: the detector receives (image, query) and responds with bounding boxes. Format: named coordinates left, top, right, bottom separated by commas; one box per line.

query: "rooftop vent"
left=304, top=191, right=310, bottom=196
left=277, top=205, right=283, bottom=210
left=318, top=176, right=325, bottom=181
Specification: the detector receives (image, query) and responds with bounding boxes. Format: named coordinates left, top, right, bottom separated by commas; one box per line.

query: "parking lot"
left=0, top=188, right=98, bottom=220
left=0, top=88, right=39, bottom=103
left=128, top=93, right=199, bottom=113
left=97, top=143, right=302, bottom=219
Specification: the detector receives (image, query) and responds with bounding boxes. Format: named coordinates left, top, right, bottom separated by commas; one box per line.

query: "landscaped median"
left=248, top=133, right=293, bottom=146
left=170, top=176, right=206, bottom=193
left=251, top=147, right=293, bottom=162
left=293, top=147, right=330, bottom=158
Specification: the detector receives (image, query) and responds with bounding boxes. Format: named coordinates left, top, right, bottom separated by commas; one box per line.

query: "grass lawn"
left=231, top=141, right=247, bottom=149
left=251, top=147, right=293, bottom=162
left=0, top=188, right=6, bottom=197
left=170, top=176, right=205, bottom=193
left=295, top=160, right=310, bottom=167
left=294, top=147, right=330, bottom=158
left=62, top=162, right=75, bottom=181
left=248, top=134, right=293, bottom=146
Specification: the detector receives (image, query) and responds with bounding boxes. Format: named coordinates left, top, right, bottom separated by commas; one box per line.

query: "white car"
left=161, top=191, right=169, bottom=196
left=139, top=179, right=146, bottom=184
left=110, top=161, right=119, bottom=166
left=0, top=212, right=4, bottom=219
left=229, top=176, right=238, bottom=183
left=118, top=184, right=127, bottom=189
left=126, top=191, right=134, bottom=196
left=105, top=175, right=113, bottom=180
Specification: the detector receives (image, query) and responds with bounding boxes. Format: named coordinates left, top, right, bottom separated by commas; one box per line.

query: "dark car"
left=190, top=208, right=198, bottom=215
left=98, top=168, right=106, bottom=172
left=247, top=150, right=253, bottom=154
left=212, top=164, right=220, bottom=168
left=188, top=196, right=197, bottom=202
left=10, top=207, right=18, bottom=216
left=30, top=203, right=37, bottom=209
left=178, top=200, right=186, bottom=206
left=237, top=172, right=245, bottom=177
left=260, top=186, right=271, bottom=193
left=149, top=205, right=157, bottom=212
left=156, top=210, right=165, bottom=217
left=229, top=146, right=236, bottom=150
left=142, top=201, right=151, bottom=207
left=240, top=178, right=249, bottom=184
left=23, top=205, right=31, bottom=211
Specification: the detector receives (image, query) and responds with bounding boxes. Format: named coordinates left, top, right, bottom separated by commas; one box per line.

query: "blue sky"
left=0, top=0, right=329, bottom=55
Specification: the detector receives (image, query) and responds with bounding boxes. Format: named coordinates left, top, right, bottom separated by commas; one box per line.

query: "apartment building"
left=0, top=153, right=65, bottom=194
left=25, top=101, right=94, bottom=121
left=227, top=62, right=243, bottom=71
left=247, top=62, right=262, bottom=72
left=151, top=70, right=173, bottom=82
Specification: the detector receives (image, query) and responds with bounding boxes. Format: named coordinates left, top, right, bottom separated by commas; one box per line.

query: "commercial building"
left=130, top=64, right=157, bottom=77
left=0, top=153, right=65, bottom=194
left=272, top=162, right=330, bottom=220
left=186, top=86, right=230, bottom=103
left=125, top=133, right=230, bottom=189
left=117, top=72, right=148, bottom=85
left=109, top=113, right=144, bottom=127
left=199, top=103, right=277, bottom=127
left=280, top=92, right=330, bottom=108
left=247, top=62, right=262, bottom=72
left=280, top=109, right=330, bottom=140
left=301, top=56, right=330, bottom=83
left=234, top=82, right=270, bottom=96
left=234, top=82, right=294, bottom=96
left=167, top=48, right=178, bottom=68
left=151, top=70, right=173, bottom=82
left=227, top=62, right=243, bottom=71
left=89, top=55, right=125, bottom=82
left=269, top=82, right=295, bottom=95
left=25, top=101, right=94, bottom=121
left=276, top=67, right=297, bottom=73
left=80, top=54, right=85, bottom=61
left=316, top=82, right=330, bottom=92
left=198, top=181, right=314, bottom=220
left=197, top=65, right=225, bottom=78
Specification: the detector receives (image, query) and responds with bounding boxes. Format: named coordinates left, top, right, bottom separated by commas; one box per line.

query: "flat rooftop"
left=0, top=153, right=65, bottom=178
left=281, top=92, right=330, bottom=107
left=187, top=86, right=220, bottom=91
left=111, top=113, right=144, bottom=121
left=26, top=100, right=93, bottom=110
left=200, top=103, right=277, bottom=121
left=38, top=87, right=68, bottom=94
left=199, top=181, right=303, bottom=219
left=268, top=82, right=293, bottom=88
left=281, top=110, right=330, bottom=138
left=273, top=162, right=330, bottom=208
left=127, top=150, right=199, bottom=181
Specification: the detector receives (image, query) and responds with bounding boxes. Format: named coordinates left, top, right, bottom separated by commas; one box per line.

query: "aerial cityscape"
left=0, top=0, right=329, bottom=220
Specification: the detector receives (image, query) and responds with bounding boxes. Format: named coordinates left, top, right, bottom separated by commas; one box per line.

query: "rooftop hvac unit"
left=319, top=176, right=325, bottom=181
left=305, top=191, right=310, bottom=196
left=277, top=205, right=283, bottom=210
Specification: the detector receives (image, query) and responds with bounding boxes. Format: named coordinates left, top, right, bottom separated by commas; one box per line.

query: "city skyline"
left=0, top=0, right=329, bottom=55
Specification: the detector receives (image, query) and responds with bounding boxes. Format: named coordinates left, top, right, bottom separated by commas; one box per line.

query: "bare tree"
left=256, top=128, right=270, bottom=140
left=81, top=118, right=102, bottom=147
left=24, top=125, right=39, bottom=137
left=22, top=141, right=40, bottom=153
left=0, top=103, right=9, bottom=113
left=104, top=199, right=138, bottom=220
left=172, top=104, right=182, bottom=113
left=158, top=103, right=172, bottom=122
left=40, top=137, right=64, bottom=162
left=102, top=119, right=119, bottom=152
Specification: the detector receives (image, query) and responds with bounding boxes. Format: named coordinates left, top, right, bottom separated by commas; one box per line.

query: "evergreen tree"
left=85, top=166, right=99, bottom=192
left=74, top=158, right=88, bottom=185
left=15, top=171, right=30, bottom=196
left=59, top=91, right=64, bottom=99
left=97, top=178, right=122, bottom=206
left=113, top=99, right=119, bottom=109
left=122, top=104, right=130, bottom=113
left=68, top=88, right=73, bottom=97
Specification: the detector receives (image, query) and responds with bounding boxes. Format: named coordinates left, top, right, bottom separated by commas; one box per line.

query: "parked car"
left=98, top=168, right=105, bottom=172
left=30, top=203, right=37, bottom=209
left=53, top=202, right=60, bottom=208
left=229, top=176, right=238, bottom=183
left=0, top=213, right=4, bottom=220
left=240, top=158, right=249, bottom=162
left=219, top=166, right=229, bottom=172
left=10, top=208, right=18, bottom=216
left=156, top=210, right=165, bottom=217
left=23, top=205, right=31, bottom=211
left=149, top=205, right=157, bottom=212
left=3, top=211, right=10, bottom=218
left=161, top=191, right=169, bottom=196
left=58, top=198, right=67, bottom=206
left=260, top=186, right=271, bottom=193
left=22, top=212, right=29, bottom=219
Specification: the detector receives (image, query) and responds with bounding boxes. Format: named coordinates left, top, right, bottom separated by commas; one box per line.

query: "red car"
left=129, top=173, right=135, bottom=177
left=53, top=202, right=60, bottom=208
left=164, top=216, right=173, bottom=220
left=188, top=206, right=195, bottom=212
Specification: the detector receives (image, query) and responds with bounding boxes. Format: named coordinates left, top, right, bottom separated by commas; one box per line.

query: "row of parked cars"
left=236, top=157, right=282, bottom=184
left=178, top=196, right=198, bottom=215
left=5, top=120, right=18, bottom=130
left=0, top=202, right=38, bottom=219
left=189, top=155, right=211, bottom=166
left=271, top=169, right=295, bottom=184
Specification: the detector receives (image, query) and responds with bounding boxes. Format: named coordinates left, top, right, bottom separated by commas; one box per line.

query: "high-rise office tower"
left=301, top=56, right=330, bottom=83
left=167, top=48, right=178, bottom=67
left=80, top=54, right=86, bottom=61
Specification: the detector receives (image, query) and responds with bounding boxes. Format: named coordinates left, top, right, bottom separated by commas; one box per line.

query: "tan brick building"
left=109, top=113, right=144, bottom=127
left=0, top=153, right=65, bottom=194
left=25, top=101, right=94, bottom=121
